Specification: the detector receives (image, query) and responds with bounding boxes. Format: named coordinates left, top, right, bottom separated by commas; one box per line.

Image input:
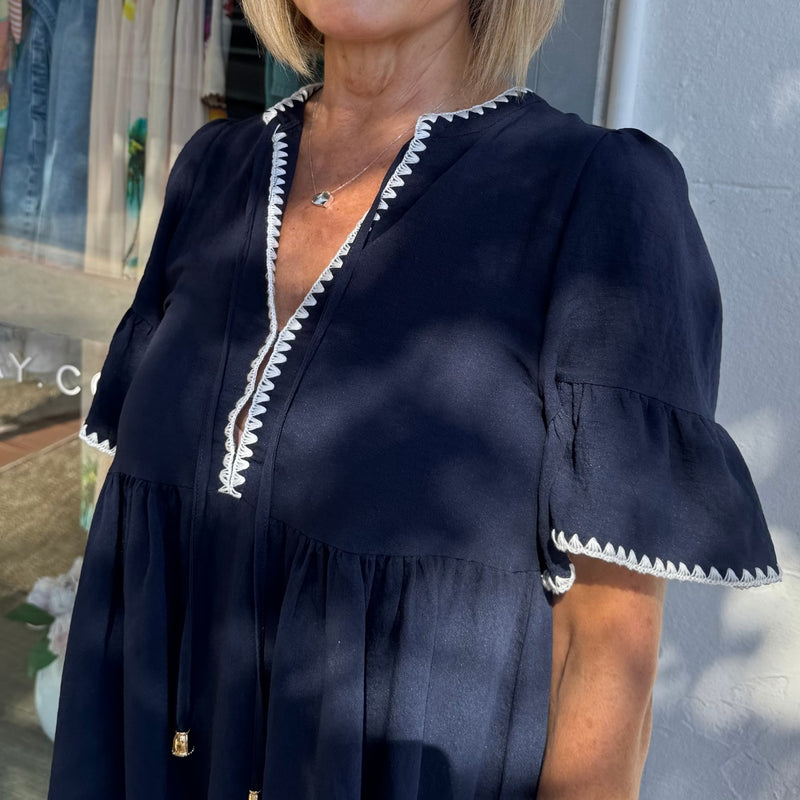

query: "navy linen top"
left=49, top=86, right=779, bottom=799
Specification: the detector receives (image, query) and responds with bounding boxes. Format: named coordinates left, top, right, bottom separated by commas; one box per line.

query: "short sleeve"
left=537, top=128, right=780, bottom=594
left=79, top=119, right=228, bottom=456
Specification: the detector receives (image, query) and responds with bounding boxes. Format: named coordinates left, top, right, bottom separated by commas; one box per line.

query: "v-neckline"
left=228, top=119, right=368, bottom=456
left=219, top=105, right=373, bottom=498
left=218, top=83, right=533, bottom=498
left=260, top=81, right=534, bottom=351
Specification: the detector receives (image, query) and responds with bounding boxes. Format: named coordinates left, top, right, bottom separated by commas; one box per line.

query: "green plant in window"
left=80, top=452, right=99, bottom=531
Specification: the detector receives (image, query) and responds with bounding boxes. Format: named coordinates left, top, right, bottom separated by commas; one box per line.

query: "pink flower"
left=46, top=612, right=72, bottom=658
left=26, top=557, right=83, bottom=617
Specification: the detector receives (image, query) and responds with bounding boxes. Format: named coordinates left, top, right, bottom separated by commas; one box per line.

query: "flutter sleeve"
left=537, top=128, right=780, bottom=594
left=79, top=120, right=227, bottom=456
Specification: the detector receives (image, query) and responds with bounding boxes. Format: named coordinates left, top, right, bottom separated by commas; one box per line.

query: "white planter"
left=34, top=657, right=64, bottom=741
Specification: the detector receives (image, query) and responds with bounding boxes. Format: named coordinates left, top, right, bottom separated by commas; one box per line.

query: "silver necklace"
left=307, top=88, right=461, bottom=208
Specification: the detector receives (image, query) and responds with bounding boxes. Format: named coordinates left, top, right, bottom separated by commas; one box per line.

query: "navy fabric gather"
left=49, top=85, right=779, bottom=799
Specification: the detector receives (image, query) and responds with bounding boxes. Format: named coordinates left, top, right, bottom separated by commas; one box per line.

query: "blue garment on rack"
left=0, top=0, right=96, bottom=255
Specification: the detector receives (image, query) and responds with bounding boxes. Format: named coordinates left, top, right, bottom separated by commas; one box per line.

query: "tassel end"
left=171, top=730, right=194, bottom=757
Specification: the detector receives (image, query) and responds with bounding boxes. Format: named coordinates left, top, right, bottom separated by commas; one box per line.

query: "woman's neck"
left=313, top=11, right=503, bottom=137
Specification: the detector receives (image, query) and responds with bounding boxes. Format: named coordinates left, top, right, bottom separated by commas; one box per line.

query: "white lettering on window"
left=56, top=365, right=81, bottom=396
left=9, top=353, right=33, bottom=382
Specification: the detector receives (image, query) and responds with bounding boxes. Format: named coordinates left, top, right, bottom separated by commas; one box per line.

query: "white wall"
left=628, top=2, right=800, bottom=797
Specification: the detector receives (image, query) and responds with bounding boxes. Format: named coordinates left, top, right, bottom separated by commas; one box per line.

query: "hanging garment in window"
left=0, top=0, right=98, bottom=261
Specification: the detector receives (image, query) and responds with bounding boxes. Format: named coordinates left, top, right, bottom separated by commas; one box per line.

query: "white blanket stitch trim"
left=218, top=124, right=364, bottom=497
left=219, top=84, right=529, bottom=498
left=79, top=423, right=117, bottom=456
left=372, top=86, right=528, bottom=223
left=545, top=528, right=781, bottom=594
left=541, top=565, right=576, bottom=594
left=260, top=83, right=320, bottom=127
left=218, top=124, right=288, bottom=497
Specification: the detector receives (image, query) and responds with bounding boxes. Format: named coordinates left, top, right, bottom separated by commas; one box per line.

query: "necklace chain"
left=307, top=87, right=461, bottom=208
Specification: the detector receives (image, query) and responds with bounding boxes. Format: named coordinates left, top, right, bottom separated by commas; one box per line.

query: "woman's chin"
left=296, top=0, right=462, bottom=46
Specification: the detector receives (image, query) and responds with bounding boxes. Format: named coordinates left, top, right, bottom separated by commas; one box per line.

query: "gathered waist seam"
left=268, top=515, right=539, bottom=576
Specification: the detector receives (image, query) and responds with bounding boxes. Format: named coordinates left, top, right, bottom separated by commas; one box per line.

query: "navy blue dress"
left=49, top=86, right=779, bottom=799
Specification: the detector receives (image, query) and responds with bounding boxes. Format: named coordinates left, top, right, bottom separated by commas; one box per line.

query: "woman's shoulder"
left=501, top=93, right=687, bottom=201
left=173, top=114, right=269, bottom=174
left=162, top=114, right=274, bottom=217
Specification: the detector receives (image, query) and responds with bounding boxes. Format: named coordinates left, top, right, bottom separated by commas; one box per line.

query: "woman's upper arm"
left=552, top=554, right=666, bottom=681
left=540, top=555, right=666, bottom=800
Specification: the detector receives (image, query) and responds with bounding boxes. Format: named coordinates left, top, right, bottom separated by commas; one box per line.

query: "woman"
left=49, top=1, right=779, bottom=798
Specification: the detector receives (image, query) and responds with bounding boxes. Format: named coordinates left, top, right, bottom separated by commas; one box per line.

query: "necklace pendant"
left=311, top=190, right=332, bottom=207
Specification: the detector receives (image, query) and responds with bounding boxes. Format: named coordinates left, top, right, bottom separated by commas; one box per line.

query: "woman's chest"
left=118, top=215, right=548, bottom=488
left=272, top=165, right=388, bottom=328
left=123, top=212, right=552, bottom=569
left=115, top=121, right=568, bottom=559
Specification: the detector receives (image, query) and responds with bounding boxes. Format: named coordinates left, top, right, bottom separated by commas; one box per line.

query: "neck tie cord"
left=171, top=522, right=196, bottom=757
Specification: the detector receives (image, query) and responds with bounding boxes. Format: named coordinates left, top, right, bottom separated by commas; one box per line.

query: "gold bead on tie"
left=248, top=791, right=261, bottom=799
left=171, top=729, right=194, bottom=757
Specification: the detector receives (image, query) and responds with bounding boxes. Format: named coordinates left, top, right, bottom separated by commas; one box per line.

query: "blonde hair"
left=241, top=0, right=564, bottom=92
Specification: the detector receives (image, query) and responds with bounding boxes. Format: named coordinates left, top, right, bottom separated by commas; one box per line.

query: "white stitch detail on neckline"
left=220, top=84, right=529, bottom=498
left=218, top=126, right=365, bottom=498
left=261, top=83, right=321, bottom=128
left=372, top=86, right=529, bottom=223
left=79, top=423, right=117, bottom=456
left=217, top=126, right=289, bottom=497
left=545, top=528, right=782, bottom=594
left=418, top=85, right=528, bottom=125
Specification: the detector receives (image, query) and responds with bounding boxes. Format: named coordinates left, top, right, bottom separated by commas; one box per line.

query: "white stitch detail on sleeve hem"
left=79, top=423, right=117, bottom=456
left=541, top=565, right=576, bottom=594
left=546, top=528, right=781, bottom=593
